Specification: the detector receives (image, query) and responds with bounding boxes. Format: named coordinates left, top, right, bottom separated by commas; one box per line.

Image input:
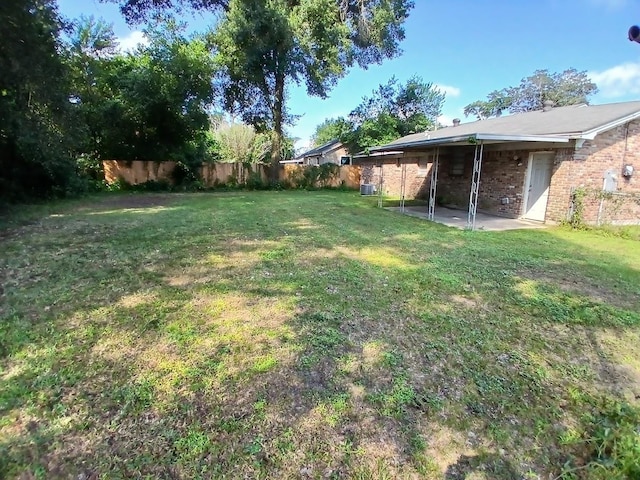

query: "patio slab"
left=387, top=206, right=548, bottom=231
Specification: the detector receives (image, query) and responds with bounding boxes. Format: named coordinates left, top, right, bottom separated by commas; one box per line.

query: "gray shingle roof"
left=296, top=139, right=341, bottom=159
left=381, top=101, right=640, bottom=149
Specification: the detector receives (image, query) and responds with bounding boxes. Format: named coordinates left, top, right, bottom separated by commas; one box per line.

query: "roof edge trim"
left=579, top=110, right=640, bottom=140
left=371, top=133, right=570, bottom=152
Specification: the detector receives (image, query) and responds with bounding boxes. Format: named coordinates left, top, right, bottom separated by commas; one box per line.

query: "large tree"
left=464, top=68, right=598, bottom=120
left=0, top=0, right=78, bottom=200
left=108, top=0, right=414, bottom=175
left=311, top=117, right=353, bottom=147
left=66, top=19, right=217, bottom=165
left=312, top=76, right=445, bottom=154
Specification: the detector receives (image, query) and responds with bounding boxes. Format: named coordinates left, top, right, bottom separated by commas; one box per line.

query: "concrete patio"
left=388, top=206, right=548, bottom=231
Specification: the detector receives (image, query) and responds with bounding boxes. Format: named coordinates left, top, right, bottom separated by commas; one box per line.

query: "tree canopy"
left=311, top=118, right=354, bottom=147
left=311, top=76, right=445, bottom=154
left=109, top=0, right=415, bottom=172
left=1, top=0, right=416, bottom=200
left=0, top=0, right=78, bottom=200
left=464, top=68, right=598, bottom=120
left=66, top=19, right=218, bottom=165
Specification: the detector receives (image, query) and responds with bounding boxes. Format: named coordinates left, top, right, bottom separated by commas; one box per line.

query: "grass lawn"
left=1, top=191, right=639, bottom=479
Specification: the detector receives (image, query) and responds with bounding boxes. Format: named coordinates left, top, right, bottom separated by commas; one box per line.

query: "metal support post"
left=377, top=164, right=384, bottom=208
left=466, top=142, right=484, bottom=230
left=400, top=162, right=407, bottom=212
left=428, top=148, right=439, bottom=221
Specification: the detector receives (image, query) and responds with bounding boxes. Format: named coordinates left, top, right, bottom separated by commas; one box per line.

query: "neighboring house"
left=354, top=101, right=640, bottom=226
left=290, top=140, right=352, bottom=166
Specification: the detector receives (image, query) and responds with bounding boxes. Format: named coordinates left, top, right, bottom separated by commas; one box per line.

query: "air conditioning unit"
left=360, top=183, right=376, bottom=195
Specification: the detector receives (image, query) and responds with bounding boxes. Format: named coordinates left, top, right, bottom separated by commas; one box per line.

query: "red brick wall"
left=361, top=157, right=430, bottom=198
left=436, top=148, right=530, bottom=218
left=546, top=121, right=640, bottom=224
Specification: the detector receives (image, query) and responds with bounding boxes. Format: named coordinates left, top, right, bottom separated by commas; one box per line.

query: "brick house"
left=354, top=101, right=640, bottom=228
left=290, top=140, right=352, bottom=166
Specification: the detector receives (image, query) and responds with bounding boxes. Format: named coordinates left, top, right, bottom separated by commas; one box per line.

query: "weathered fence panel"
left=103, top=160, right=177, bottom=185
left=103, top=160, right=360, bottom=189
left=200, top=162, right=269, bottom=186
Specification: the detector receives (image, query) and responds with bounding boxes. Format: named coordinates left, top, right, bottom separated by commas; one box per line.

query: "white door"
left=524, top=153, right=554, bottom=221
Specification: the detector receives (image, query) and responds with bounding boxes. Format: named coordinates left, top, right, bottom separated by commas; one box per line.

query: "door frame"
left=522, top=151, right=554, bottom=220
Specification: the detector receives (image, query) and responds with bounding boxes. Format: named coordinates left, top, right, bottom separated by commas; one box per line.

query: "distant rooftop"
left=295, top=139, right=342, bottom=159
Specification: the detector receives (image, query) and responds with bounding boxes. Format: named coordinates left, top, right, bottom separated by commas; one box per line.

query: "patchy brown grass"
left=1, top=191, right=639, bottom=479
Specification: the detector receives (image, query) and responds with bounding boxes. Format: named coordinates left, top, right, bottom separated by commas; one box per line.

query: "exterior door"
left=524, top=153, right=554, bottom=221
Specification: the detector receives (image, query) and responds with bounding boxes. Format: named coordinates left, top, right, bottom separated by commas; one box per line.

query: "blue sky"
left=59, top=0, right=640, bottom=150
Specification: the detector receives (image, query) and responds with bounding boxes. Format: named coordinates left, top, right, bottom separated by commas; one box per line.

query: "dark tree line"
left=0, top=0, right=415, bottom=202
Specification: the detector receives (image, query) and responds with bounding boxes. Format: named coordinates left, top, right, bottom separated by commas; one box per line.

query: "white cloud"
left=589, top=62, right=640, bottom=98
left=434, top=84, right=461, bottom=98
left=117, top=30, right=149, bottom=52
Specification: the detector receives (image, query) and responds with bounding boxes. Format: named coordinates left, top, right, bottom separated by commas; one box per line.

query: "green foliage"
left=110, top=0, right=230, bottom=24
left=289, top=163, right=340, bottom=188
left=369, top=376, right=416, bottom=418
left=345, top=112, right=412, bottom=154
left=0, top=0, right=80, bottom=201
left=567, top=187, right=587, bottom=229
left=464, top=68, right=598, bottom=119
left=314, top=76, right=444, bottom=153
left=245, top=171, right=268, bottom=190
left=561, top=399, right=640, bottom=479
left=311, top=118, right=354, bottom=147
left=349, top=75, right=444, bottom=127
left=209, top=0, right=413, bottom=167
left=213, top=121, right=271, bottom=164
left=67, top=18, right=217, bottom=164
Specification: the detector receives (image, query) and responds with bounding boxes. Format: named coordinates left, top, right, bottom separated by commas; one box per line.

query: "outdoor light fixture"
left=623, top=164, right=634, bottom=177
left=513, top=155, right=522, bottom=166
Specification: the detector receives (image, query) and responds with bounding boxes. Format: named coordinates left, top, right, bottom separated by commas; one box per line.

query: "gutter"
left=476, top=133, right=570, bottom=143
left=353, top=150, right=405, bottom=159
left=370, top=133, right=570, bottom=152
left=370, top=134, right=477, bottom=152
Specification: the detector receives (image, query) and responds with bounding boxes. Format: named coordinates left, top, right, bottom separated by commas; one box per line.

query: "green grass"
left=1, top=191, right=639, bottom=479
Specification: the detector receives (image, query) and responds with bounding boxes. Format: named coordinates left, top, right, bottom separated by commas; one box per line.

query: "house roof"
left=295, top=139, right=342, bottom=159
left=371, top=101, right=640, bottom=152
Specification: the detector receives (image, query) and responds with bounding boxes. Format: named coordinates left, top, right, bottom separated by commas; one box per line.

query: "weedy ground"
left=1, top=191, right=639, bottom=479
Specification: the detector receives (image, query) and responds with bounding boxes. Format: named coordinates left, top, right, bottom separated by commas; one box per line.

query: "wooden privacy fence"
left=103, top=160, right=360, bottom=189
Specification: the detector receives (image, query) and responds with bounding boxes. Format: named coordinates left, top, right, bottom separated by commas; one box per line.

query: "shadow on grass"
left=1, top=191, right=639, bottom=479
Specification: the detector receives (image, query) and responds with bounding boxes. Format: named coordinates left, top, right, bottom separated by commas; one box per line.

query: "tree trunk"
left=269, top=71, right=285, bottom=182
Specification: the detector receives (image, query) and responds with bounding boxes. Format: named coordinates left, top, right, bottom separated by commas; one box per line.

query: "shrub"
left=289, top=164, right=340, bottom=189
left=172, top=161, right=199, bottom=186
left=245, top=171, right=267, bottom=190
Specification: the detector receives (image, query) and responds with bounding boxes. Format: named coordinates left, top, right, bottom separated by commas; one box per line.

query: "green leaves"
left=464, top=68, right=598, bottom=119
left=68, top=20, right=217, bottom=164
left=314, top=76, right=444, bottom=153
left=210, top=0, right=414, bottom=165
left=0, top=0, right=78, bottom=200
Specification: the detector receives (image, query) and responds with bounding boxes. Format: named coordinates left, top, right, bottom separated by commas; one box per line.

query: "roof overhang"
left=370, top=133, right=571, bottom=153
left=353, top=150, right=404, bottom=159
left=579, top=110, right=640, bottom=139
